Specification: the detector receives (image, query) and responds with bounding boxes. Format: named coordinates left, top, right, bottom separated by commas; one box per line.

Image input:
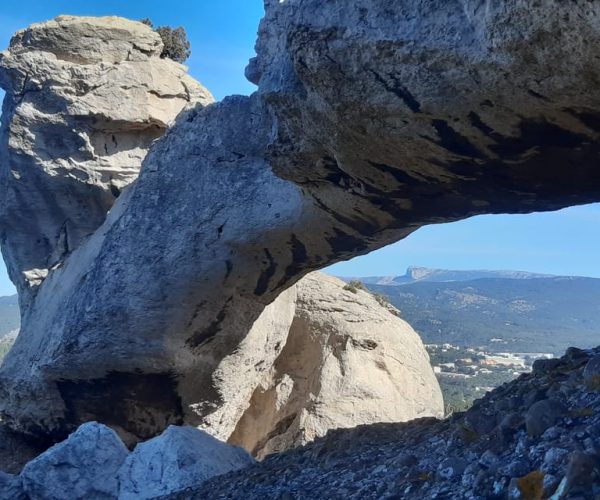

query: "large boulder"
left=0, top=15, right=213, bottom=308
left=20, top=422, right=129, bottom=500
left=117, top=426, right=254, bottom=499
left=2, top=1, right=600, bottom=444
left=0, top=472, right=25, bottom=500
left=229, top=273, right=443, bottom=458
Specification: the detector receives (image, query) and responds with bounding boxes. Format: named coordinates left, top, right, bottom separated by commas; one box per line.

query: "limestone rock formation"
left=0, top=15, right=213, bottom=307
left=20, top=422, right=128, bottom=499
left=2, top=0, right=600, bottom=445
left=229, top=273, right=443, bottom=458
left=189, top=285, right=298, bottom=443
left=118, top=426, right=254, bottom=499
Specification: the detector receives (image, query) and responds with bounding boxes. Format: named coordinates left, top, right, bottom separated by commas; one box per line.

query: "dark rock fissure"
left=56, top=371, right=184, bottom=441
left=254, top=249, right=278, bottom=296
left=370, top=69, right=421, bottom=113
left=186, top=298, right=232, bottom=349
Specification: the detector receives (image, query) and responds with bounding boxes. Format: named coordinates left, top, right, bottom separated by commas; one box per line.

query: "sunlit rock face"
left=1, top=0, right=600, bottom=445
left=0, top=15, right=213, bottom=308
left=229, top=273, right=443, bottom=459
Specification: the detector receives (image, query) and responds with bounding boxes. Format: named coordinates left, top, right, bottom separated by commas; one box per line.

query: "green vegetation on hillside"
left=343, top=280, right=367, bottom=294
left=368, top=277, right=600, bottom=355
left=0, top=295, right=19, bottom=339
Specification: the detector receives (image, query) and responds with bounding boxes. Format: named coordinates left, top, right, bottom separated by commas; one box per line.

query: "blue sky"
left=1, top=1, right=600, bottom=295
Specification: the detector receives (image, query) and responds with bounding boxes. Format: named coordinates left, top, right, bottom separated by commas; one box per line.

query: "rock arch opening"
left=327, top=204, right=600, bottom=413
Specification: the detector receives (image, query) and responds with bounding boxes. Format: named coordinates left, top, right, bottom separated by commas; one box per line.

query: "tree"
left=140, top=19, right=191, bottom=63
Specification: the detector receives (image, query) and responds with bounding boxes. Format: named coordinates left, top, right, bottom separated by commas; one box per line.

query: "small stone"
left=532, top=358, right=561, bottom=375
left=523, top=388, right=546, bottom=408
left=565, top=347, right=589, bottom=365
left=492, top=477, right=508, bottom=497
left=479, top=450, right=498, bottom=469
left=583, top=356, right=600, bottom=387
left=473, top=470, right=495, bottom=497
left=461, top=463, right=479, bottom=487
left=394, top=453, right=418, bottom=467
left=372, top=465, right=388, bottom=475
left=464, top=410, right=497, bottom=435
left=542, top=473, right=560, bottom=498
left=494, top=413, right=524, bottom=446
left=437, top=457, right=467, bottom=480
left=507, top=477, right=521, bottom=499
left=498, top=457, right=532, bottom=478
left=583, top=437, right=599, bottom=455
left=562, top=451, right=597, bottom=497
left=541, top=426, right=561, bottom=441
left=525, top=399, right=567, bottom=437
left=541, top=448, right=569, bottom=474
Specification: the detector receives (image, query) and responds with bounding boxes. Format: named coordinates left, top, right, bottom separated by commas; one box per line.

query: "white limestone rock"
left=191, top=285, right=298, bottom=441
left=117, top=426, right=254, bottom=499
left=20, top=422, right=129, bottom=500
left=229, top=272, right=444, bottom=458
left=0, top=16, right=213, bottom=305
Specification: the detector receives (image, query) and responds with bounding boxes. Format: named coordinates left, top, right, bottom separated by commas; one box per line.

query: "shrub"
left=373, top=292, right=390, bottom=307
left=140, top=19, right=191, bottom=63
left=343, top=280, right=367, bottom=294
left=517, top=471, right=544, bottom=500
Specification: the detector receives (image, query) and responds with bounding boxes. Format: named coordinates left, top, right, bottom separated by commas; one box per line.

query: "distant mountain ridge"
left=338, top=268, right=600, bottom=355
left=347, top=266, right=557, bottom=286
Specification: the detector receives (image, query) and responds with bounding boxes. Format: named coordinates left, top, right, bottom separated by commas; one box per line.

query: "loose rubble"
left=164, top=347, right=600, bottom=499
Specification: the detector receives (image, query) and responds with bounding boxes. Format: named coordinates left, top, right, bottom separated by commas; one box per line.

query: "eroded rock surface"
left=20, top=422, right=128, bottom=500
left=0, top=15, right=213, bottom=307
left=229, top=273, right=443, bottom=458
left=2, top=1, right=600, bottom=445
left=118, top=426, right=254, bottom=499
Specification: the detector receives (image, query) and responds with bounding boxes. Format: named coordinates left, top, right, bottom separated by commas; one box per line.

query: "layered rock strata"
left=2, top=1, right=600, bottom=444
left=0, top=15, right=213, bottom=308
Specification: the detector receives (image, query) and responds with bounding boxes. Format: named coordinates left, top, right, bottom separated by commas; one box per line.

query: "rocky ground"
left=165, top=346, right=600, bottom=499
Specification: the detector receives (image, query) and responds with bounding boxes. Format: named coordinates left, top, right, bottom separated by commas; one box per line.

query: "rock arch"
left=1, top=1, right=600, bottom=442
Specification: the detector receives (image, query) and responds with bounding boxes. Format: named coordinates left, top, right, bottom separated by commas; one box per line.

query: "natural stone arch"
left=1, top=0, right=600, bottom=443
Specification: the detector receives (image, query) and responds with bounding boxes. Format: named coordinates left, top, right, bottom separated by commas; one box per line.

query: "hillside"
left=362, top=273, right=600, bottom=355
left=0, top=295, right=19, bottom=339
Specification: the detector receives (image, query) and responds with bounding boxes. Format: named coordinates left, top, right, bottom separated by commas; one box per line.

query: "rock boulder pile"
left=2, top=423, right=254, bottom=500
